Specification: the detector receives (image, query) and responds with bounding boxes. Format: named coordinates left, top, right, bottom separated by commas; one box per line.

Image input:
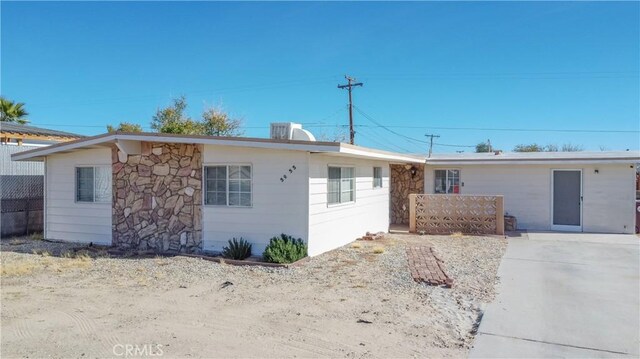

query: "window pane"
left=76, top=167, right=94, bottom=202
left=327, top=167, right=341, bottom=204
left=373, top=167, right=382, bottom=188
left=434, top=170, right=446, bottom=194
left=229, top=180, right=240, bottom=192
left=240, top=193, right=251, bottom=207
left=328, top=167, right=340, bottom=180
left=205, top=166, right=227, bottom=205
left=229, top=193, right=240, bottom=206
left=240, top=166, right=251, bottom=179
left=94, top=166, right=112, bottom=202
left=229, top=166, right=240, bottom=179
left=240, top=179, right=251, bottom=192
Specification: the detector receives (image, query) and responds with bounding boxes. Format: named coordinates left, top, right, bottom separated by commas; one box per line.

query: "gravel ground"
left=1, top=233, right=507, bottom=358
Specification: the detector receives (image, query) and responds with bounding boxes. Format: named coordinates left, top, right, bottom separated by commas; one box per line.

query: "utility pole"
left=487, top=139, right=493, bottom=152
left=338, top=75, right=363, bottom=144
left=425, top=134, right=440, bottom=157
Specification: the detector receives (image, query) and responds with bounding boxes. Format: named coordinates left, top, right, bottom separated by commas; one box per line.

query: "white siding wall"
left=45, top=148, right=112, bottom=244
left=308, top=155, right=390, bottom=256
left=201, top=146, right=309, bottom=255
left=424, top=163, right=636, bottom=233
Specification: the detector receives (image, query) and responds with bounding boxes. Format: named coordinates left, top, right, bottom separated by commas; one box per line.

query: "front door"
left=551, top=169, right=582, bottom=231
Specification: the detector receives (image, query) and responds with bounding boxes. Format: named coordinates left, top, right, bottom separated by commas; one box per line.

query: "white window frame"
left=327, top=165, right=356, bottom=206
left=74, top=165, right=112, bottom=204
left=373, top=166, right=383, bottom=189
left=203, top=164, right=253, bottom=208
left=434, top=168, right=461, bottom=194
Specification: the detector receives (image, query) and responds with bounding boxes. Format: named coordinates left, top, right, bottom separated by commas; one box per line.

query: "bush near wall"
left=263, top=234, right=307, bottom=264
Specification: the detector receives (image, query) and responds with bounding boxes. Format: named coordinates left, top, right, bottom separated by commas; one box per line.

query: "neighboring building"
left=10, top=124, right=639, bottom=254
left=1, top=123, right=82, bottom=237
left=11, top=126, right=423, bottom=255
left=421, top=151, right=639, bottom=234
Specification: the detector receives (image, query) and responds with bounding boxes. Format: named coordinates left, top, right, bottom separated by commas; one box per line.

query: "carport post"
left=496, top=196, right=505, bottom=235
left=409, top=194, right=417, bottom=233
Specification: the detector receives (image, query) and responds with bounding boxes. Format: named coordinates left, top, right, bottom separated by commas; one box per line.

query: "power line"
left=425, top=134, right=440, bottom=157
left=395, top=126, right=640, bottom=133
left=352, top=106, right=429, bottom=145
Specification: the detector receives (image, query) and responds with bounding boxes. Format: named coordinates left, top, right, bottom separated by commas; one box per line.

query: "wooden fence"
left=409, top=194, right=504, bottom=235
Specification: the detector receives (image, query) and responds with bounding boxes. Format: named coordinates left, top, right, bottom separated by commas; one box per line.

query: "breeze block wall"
left=112, top=142, right=203, bottom=253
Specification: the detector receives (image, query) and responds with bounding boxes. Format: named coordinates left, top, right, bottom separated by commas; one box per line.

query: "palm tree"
left=0, top=97, right=29, bottom=124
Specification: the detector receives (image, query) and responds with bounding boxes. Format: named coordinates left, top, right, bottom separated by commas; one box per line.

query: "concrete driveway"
left=470, top=232, right=640, bottom=358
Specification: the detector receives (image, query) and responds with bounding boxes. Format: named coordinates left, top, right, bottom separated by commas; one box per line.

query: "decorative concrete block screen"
left=112, top=142, right=203, bottom=253
left=409, top=194, right=504, bottom=235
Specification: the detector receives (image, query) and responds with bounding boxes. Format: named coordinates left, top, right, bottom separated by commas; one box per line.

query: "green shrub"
left=222, top=237, right=252, bottom=260
left=263, top=234, right=308, bottom=264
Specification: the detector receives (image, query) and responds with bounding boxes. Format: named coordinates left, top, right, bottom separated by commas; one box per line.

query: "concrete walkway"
left=470, top=232, right=640, bottom=358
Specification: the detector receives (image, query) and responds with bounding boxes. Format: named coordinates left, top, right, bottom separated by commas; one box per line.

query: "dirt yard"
left=1, top=233, right=506, bottom=358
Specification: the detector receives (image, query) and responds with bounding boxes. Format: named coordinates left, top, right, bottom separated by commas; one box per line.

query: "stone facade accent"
left=112, top=142, right=203, bottom=253
left=407, top=246, right=453, bottom=287
left=390, top=164, right=424, bottom=224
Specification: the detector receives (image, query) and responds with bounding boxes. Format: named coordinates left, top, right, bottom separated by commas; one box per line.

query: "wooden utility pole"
left=425, top=134, right=440, bottom=157
left=338, top=75, right=363, bottom=144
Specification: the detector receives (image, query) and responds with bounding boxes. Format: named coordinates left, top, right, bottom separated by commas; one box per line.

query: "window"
left=328, top=166, right=355, bottom=204
left=75, top=166, right=112, bottom=203
left=373, top=167, right=383, bottom=188
left=205, top=165, right=252, bottom=207
left=434, top=169, right=460, bottom=194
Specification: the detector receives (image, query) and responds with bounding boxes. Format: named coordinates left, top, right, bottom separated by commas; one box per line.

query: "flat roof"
left=11, top=131, right=426, bottom=164
left=0, top=122, right=83, bottom=139
left=426, top=151, right=640, bottom=165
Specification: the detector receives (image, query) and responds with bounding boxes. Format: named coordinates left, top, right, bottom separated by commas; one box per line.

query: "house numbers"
left=280, top=165, right=297, bottom=182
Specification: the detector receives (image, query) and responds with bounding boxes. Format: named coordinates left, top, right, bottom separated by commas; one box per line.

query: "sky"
left=2, top=1, right=639, bottom=154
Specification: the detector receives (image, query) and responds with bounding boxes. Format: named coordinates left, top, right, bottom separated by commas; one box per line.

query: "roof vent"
left=270, top=122, right=315, bottom=141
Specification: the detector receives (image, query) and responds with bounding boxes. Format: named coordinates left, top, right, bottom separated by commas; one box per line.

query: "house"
left=10, top=125, right=424, bottom=256
left=1, top=122, right=82, bottom=237
left=10, top=123, right=639, bottom=256
left=388, top=151, right=639, bottom=234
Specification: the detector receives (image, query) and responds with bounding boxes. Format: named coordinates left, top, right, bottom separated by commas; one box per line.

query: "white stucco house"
left=11, top=124, right=639, bottom=257
left=11, top=126, right=423, bottom=256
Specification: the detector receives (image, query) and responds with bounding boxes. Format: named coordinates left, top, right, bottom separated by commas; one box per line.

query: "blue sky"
left=2, top=1, right=639, bottom=154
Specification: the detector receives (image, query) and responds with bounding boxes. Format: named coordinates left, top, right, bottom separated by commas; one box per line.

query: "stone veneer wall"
left=389, top=164, right=425, bottom=225
left=112, top=142, right=203, bottom=253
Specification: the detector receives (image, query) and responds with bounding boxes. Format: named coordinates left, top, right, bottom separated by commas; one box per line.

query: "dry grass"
left=372, top=246, right=385, bottom=254
left=1, top=252, right=92, bottom=277
left=350, top=242, right=362, bottom=249
left=450, top=231, right=467, bottom=238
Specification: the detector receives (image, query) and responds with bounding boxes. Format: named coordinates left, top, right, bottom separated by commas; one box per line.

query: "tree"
left=150, top=96, right=202, bottom=135
left=513, top=143, right=546, bottom=152
left=561, top=143, right=583, bottom=152
left=0, top=97, right=29, bottom=124
left=201, top=106, right=243, bottom=137
left=514, top=143, right=584, bottom=152
left=106, top=122, right=143, bottom=133
left=475, top=141, right=492, bottom=153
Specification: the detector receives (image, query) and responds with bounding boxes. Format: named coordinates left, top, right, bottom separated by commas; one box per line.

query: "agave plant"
left=222, top=237, right=252, bottom=260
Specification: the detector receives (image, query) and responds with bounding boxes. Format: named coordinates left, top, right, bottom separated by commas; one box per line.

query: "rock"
left=138, top=223, right=157, bottom=239
left=128, top=155, right=141, bottom=165
left=131, top=198, right=144, bottom=213
left=168, top=159, right=179, bottom=169
left=178, top=213, right=192, bottom=226
left=138, top=164, right=151, bottom=177
left=152, top=147, right=163, bottom=155
left=116, top=221, right=128, bottom=232
left=191, top=170, right=196, bottom=177
left=173, top=196, right=185, bottom=215
left=124, top=207, right=131, bottom=218
left=153, top=163, right=170, bottom=176
left=177, top=166, right=192, bottom=177
left=164, top=195, right=179, bottom=209
left=185, top=144, right=194, bottom=157
left=113, top=162, right=124, bottom=174
left=136, top=176, right=151, bottom=186
left=179, top=157, right=191, bottom=167
left=180, top=232, right=187, bottom=246
left=143, top=193, right=153, bottom=210
left=152, top=196, right=157, bottom=209
left=184, top=187, right=195, bottom=196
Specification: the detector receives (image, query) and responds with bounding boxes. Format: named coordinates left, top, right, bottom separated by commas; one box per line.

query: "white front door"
left=551, top=169, right=583, bottom=231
